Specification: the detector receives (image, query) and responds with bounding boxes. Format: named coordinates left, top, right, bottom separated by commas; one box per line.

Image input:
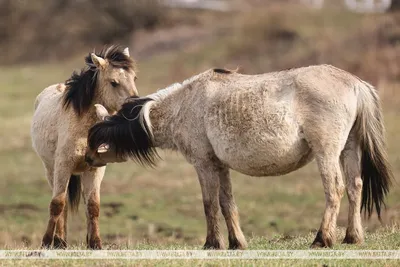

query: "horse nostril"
left=85, top=154, right=93, bottom=165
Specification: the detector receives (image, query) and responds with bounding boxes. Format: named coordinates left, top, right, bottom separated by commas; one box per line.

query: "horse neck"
left=70, top=90, right=106, bottom=128
left=148, top=98, right=179, bottom=150
left=147, top=72, right=207, bottom=149
left=69, top=107, right=99, bottom=134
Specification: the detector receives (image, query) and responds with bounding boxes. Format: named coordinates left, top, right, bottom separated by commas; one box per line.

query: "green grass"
left=1, top=6, right=400, bottom=267
left=0, top=229, right=400, bottom=266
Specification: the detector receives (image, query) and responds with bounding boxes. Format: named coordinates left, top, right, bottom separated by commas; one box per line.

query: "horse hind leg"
left=219, top=168, right=247, bottom=249
left=340, top=134, right=363, bottom=244
left=311, top=152, right=345, bottom=248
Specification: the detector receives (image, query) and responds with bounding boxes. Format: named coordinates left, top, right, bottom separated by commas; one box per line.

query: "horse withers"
left=31, top=45, right=138, bottom=249
left=85, top=65, right=393, bottom=249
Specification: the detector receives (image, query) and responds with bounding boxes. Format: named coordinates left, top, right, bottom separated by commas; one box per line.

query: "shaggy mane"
left=87, top=72, right=207, bottom=166
left=88, top=97, right=159, bottom=166
left=63, top=45, right=136, bottom=115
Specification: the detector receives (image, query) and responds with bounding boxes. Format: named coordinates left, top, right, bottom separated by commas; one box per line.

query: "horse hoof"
left=41, top=234, right=53, bottom=249
left=53, top=235, right=67, bottom=249
left=310, top=241, right=326, bottom=248
left=228, top=237, right=248, bottom=250
left=203, top=244, right=224, bottom=250
left=88, top=237, right=102, bottom=250
left=310, top=230, right=332, bottom=248
left=342, top=234, right=362, bottom=245
left=203, top=238, right=225, bottom=250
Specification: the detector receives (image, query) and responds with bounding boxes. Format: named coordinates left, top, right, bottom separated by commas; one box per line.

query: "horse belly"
left=206, top=85, right=314, bottom=176
left=216, top=132, right=313, bottom=176
left=207, top=108, right=313, bottom=177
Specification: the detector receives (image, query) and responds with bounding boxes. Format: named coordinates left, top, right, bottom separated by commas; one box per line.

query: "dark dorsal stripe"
left=63, top=45, right=136, bottom=116
left=213, top=68, right=233, bottom=74
left=88, top=97, right=159, bottom=166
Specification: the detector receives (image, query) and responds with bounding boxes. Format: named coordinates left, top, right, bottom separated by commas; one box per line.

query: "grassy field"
left=0, top=6, right=400, bottom=266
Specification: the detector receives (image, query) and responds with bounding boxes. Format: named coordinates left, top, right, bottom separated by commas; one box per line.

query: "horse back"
left=34, top=83, right=65, bottom=110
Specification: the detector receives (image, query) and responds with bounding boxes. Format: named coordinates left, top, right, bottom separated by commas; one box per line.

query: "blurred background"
left=0, top=0, right=399, bottom=249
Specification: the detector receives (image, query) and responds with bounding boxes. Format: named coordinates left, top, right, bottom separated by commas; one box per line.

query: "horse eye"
left=111, top=81, right=119, bottom=88
left=134, top=76, right=138, bottom=81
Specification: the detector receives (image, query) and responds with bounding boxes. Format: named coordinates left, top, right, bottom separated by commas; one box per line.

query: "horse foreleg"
left=219, top=167, right=247, bottom=249
left=194, top=161, right=225, bottom=250
left=82, top=167, right=105, bottom=250
left=42, top=165, right=70, bottom=249
left=341, top=136, right=363, bottom=244
left=311, top=155, right=345, bottom=248
left=53, top=203, right=68, bottom=249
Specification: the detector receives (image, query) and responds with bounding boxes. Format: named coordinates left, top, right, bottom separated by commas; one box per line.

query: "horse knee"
left=354, top=177, right=362, bottom=190
left=348, top=177, right=362, bottom=202
left=325, top=191, right=342, bottom=210
left=87, top=199, right=100, bottom=218
left=337, top=183, right=345, bottom=199
left=50, top=195, right=66, bottom=218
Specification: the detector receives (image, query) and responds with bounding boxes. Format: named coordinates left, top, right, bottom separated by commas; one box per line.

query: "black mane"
left=63, top=45, right=136, bottom=115
left=88, top=97, right=159, bottom=166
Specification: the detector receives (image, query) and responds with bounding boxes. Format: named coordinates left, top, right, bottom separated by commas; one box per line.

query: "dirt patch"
left=102, top=202, right=124, bottom=218
left=129, top=215, right=139, bottom=221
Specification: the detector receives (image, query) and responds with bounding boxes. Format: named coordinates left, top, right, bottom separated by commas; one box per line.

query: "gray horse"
left=85, top=65, right=393, bottom=249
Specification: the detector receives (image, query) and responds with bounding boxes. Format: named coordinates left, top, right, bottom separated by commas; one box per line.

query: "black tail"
left=361, top=146, right=392, bottom=220
left=356, top=82, right=394, bottom=220
left=68, top=175, right=81, bottom=213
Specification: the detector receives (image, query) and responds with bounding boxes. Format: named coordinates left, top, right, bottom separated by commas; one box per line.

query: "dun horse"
left=85, top=65, right=393, bottom=249
left=31, top=46, right=138, bottom=249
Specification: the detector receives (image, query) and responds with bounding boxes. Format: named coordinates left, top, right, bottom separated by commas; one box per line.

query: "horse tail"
left=355, top=81, right=393, bottom=220
left=68, top=175, right=81, bottom=213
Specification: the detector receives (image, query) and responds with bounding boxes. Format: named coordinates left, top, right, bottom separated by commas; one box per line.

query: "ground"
left=0, top=4, right=400, bottom=266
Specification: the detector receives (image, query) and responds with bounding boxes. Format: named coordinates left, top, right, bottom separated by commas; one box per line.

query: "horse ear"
left=94, top=104, right=110, bottom=121
left=91, top=53, right=106, bottom=69
left=97, top=143, right=109, bottom=154
left=123, top=47, right=130, bottom=57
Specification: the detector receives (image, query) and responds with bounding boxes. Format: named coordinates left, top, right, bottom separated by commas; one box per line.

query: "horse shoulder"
left=55, top=118, right=92, bottom=168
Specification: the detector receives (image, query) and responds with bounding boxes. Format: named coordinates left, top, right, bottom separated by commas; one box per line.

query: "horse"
left=31, top=45, right=139, bottom=249
left=84, top=65, right=393, bottom=249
